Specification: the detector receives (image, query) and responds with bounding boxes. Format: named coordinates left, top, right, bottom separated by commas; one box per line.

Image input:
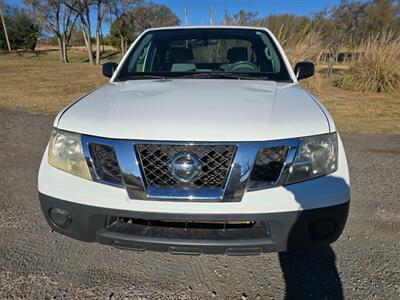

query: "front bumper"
left=39, top=193, right=349, bottom=255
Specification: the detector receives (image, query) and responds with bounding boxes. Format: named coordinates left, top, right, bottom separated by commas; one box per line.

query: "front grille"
left=135, top=144, right=236, bottom=189
left=106, top=216, right=270, bottom=241
left=89, top=144, right=123, bottom=185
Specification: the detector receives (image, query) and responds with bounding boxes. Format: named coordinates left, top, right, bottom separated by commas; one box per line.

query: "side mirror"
left=294, top=62, right=314, bottom=80
left=102, top=62, right=118, bottom=78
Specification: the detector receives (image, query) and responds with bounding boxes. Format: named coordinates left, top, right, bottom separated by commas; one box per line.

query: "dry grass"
left=318, top=79, right=400, bottom=134
left=282, top=28, right=325, bottom=96
left=0, top=50, right=399, bottom=134
left=0, top=50, right=107, bottom=114
left=337, top=31, right=400, bottom=93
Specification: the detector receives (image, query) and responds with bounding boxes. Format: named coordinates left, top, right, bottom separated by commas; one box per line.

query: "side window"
left=258, top=31, right=281, bottom=73
left=134, top=44, right=150, bottom=72
left=126, top=33, right=153, bottom=73
left=263, top=40, right=281, bottom=72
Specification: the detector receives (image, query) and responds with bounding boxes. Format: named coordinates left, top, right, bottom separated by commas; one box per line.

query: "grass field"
left=0, top=50, right=399, bottom=134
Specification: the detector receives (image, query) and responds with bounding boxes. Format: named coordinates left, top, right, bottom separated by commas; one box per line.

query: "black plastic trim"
left=39, top=192, right=349, bottom=255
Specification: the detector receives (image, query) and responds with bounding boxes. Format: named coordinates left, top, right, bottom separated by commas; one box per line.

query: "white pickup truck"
left=38, top=26, right=350, bottom=255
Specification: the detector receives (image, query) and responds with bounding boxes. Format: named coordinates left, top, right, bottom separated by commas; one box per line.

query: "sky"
left=152, top=0, right=342, bottom=25
left=8, top=0, right=346, bottom=34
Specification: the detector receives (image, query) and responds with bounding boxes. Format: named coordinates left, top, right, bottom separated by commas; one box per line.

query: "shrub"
left=337, top=31, right=400, bottom=93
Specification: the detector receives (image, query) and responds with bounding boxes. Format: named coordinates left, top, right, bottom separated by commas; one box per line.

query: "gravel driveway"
left=1, top=109, right=399, bottom=299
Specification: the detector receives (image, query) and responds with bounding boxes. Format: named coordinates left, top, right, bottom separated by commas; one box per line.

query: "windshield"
left=115, top=28, right=292, bottom=82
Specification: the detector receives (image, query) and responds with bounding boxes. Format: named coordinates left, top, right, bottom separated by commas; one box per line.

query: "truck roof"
left=145, top=25, right=270, bottom=32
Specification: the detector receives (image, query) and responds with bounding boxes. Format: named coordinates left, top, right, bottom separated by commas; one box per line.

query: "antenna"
left=184, top=7, right=189, bottom=26
left=209, top=6, right=215, bottom=25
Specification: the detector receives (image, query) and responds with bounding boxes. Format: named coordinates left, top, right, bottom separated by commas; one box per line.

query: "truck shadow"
left=279, top=247, right=343, bottom=300
left=278, top=175, right=349, bottom=299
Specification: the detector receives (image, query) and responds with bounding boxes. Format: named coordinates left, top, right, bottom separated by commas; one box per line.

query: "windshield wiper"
left=175, top=72, right=269, bottom=80
left=118, top=75, right=166, bottom=81
left=118, top=73, right=270, bottom=81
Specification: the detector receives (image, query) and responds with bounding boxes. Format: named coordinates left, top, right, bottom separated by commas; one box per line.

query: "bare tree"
left=234, top=10, right=258, bottom=25
left=66, top=0, right=94, bottom=65
left=26, top=0, right=78, bottom=63
left=223, top=11, right=233, bottom=25
left=95, top=0, right=106, bottom=65
left=0, top=0, right=11, bottom=51
left=79, top=0, right=94, bottom=65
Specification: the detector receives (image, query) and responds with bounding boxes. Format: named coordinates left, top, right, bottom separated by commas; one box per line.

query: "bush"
left=337, top=31, right=400, bottom=93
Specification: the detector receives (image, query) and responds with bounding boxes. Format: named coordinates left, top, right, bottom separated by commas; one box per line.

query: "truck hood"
left=57, top=79, right=331, bottom=141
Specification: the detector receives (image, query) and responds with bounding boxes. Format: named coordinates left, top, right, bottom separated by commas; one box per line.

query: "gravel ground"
left=0, top=109, right=399, bottom=299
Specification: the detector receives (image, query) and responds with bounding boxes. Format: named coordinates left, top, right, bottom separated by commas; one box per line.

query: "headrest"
left=168, top=47, right=193, bottom=63
left=227, top=47, right=248, bottom=62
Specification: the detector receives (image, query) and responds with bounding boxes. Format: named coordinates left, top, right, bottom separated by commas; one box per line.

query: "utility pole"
left=209, top=6, right=215, bottom=25
left=0, top=1, right=11, bottom=51
left=184, top=7, right=188, bottom=26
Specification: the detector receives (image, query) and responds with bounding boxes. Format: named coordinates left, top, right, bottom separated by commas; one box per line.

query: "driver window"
left=127, top=34, right=153, bottom=73
left=134, top=44, right=149, bottom=71
left=263, top=38, right=281, bottom=72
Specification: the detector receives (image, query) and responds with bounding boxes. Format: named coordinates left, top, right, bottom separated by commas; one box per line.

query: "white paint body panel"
left=57, top=80, right=330, bottom=141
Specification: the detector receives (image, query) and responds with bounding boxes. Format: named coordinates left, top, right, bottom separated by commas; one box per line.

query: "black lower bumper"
left=39, top=193, right=349, bottom=255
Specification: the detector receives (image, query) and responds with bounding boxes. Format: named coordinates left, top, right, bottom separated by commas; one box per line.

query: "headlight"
left=286, top=133, right=338, bottom=184
left=48, top=129, right=91, bottom=180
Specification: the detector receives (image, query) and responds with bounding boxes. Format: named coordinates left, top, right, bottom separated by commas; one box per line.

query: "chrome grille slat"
left=89, top=144, right=124, bottom=185
left=249, top=146, right=289, bottom=189
left=136, top=144, right=236, bottom=189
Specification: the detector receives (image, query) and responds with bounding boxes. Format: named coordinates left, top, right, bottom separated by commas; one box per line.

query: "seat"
left=227, top=47, right=248, bottom=63
left=161, top=47, right=195, bottom=71
left=220, top=47, right=249, bottom=71
left=169, top=47, right=193, bottom=63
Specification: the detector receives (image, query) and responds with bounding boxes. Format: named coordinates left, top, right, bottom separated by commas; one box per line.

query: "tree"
left=0, top=0, right=11, bottom=51
left=330, top=0, right=368, bottom=45
left=129, top=3, right=180, bottom=35
left=326, top=0, right=399, bottom=45
left=62, top=0, right=108, bottom=65
left=14, top=8, right=41, bottom=50
left=223, top=11, right=233, bottom=25
left=108, top=18, right=124, bottom=49
left=68, top=0, right=95, bottom=65
left=233, top=10, right=258, bottom=25
left=108, top=2, right=179, bottom=52
left=363, top=0, right=400, bottom=35
left=107, top=0, right=141, bottom=54
left=0, top=4, right=40, bottom=51
left=95, top=0, right=106, bottom=65
left=68, top=27, right=86, bottom=46
left=26, top=0, right=78, bottom=63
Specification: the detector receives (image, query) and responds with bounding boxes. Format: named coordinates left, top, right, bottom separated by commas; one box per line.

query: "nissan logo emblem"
left=169, top=152, right=202, bottom=183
